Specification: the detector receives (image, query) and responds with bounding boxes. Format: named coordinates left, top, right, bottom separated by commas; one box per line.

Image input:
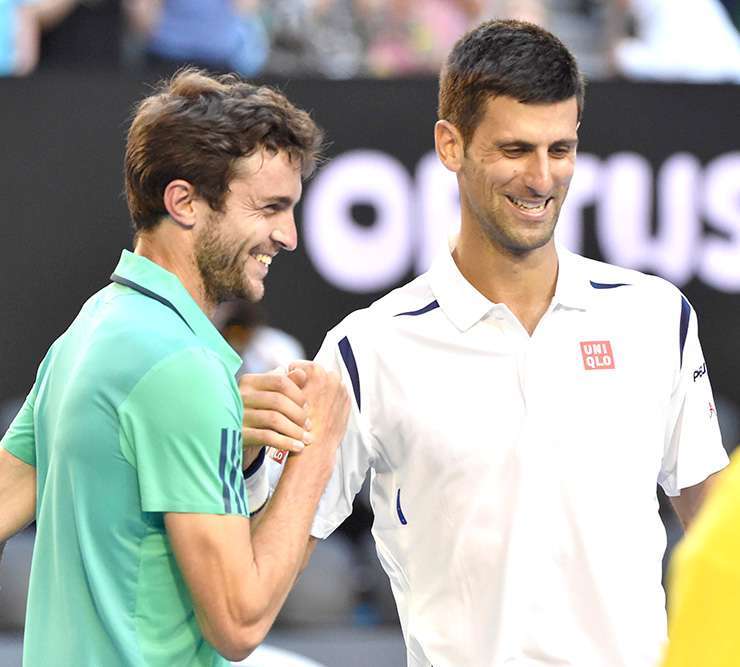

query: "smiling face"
left=194, top=149, right=302, bottom=305
left=457, top=95, right=579, bottom=256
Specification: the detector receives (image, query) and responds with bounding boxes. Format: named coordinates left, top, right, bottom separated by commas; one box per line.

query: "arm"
left=0, top=373, right=41, bottom=558
left=27, top=0, right=80, bottom=30
left=165, top=362, right=349, bottom=661
left=670, top=471, right=720, bottom=529
left=0, top=448, right=36, bottom=562
left=121, top=0, right=163, bottom=36
left=659, top=295, right=727, bottom=507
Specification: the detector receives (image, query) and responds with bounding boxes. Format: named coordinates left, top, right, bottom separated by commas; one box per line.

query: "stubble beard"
left=195, top=215, right=259, bottom=306
left=478, top=195, right=563, bottom=257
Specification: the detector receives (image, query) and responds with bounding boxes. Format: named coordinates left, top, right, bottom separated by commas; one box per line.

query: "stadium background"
left=1, top=2, right=739, bottom=666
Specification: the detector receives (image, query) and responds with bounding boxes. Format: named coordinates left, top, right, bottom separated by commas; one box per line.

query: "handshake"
left=238, top=360, right=350, bottom=478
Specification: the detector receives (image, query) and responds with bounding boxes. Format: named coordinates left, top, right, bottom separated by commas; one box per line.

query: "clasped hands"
left=239, top=361, right=350, bottom=470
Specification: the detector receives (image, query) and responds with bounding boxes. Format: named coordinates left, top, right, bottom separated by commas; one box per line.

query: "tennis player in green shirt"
left=0, top=69, right=349, bottom=666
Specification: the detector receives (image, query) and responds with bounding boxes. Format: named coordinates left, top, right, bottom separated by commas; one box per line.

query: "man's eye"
left=503, top=149, right=524, bottom=158
left=550, top=147, right=572, bottom=157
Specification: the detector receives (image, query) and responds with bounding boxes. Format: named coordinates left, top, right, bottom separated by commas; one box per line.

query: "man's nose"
left=522, top=152, right=553, bottom=196
left=271, top=212, right=298, bottom=252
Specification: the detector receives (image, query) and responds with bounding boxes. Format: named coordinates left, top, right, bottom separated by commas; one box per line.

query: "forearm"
left=0, top=449, right=36, bottom=543
left=245, top=456, right=332, bottom=626
left=671, top=473, right=719, bottom=529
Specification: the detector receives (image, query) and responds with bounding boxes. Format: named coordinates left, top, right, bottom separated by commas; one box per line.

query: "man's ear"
left=434, top=120, right=465, bottom=173
left=162, top=179, right=198, bottom=230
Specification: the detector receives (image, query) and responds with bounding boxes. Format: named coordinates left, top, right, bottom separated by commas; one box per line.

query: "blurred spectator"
left=39, top=0, right=120, bottom=69
left=547, top=0, right=612, bottom=79
left=612, top=0, right=740, bottom=82
left=478, top=0, right=548, bottom=24
left=359, top=0, right=482, bottom=76
left=215, top=300, right=306, bottom=375
left=0, top=0, right=78, bottom=76
left=123, top=0, right=268, bottom=75
left=263, top=0, right=365, bottom=78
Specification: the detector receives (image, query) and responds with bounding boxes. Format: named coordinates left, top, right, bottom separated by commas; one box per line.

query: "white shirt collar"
left=428, top=242, right=592, bottom=332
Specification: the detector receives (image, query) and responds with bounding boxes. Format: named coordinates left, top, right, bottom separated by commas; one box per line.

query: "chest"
left=366, top=310, right=674, bottom=493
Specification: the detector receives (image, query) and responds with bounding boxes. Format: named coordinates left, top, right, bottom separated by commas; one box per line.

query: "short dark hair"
left=438, top=20, right=585, bottom=146
left=125, top=68, right=324, bottom=231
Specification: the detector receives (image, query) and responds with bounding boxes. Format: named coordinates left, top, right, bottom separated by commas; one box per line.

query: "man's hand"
left=285, top=361, right=349, bottom=472
left=239, top=368, right=312, bottom=469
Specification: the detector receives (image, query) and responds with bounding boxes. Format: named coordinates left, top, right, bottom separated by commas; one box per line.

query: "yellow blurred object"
left=662, top=448, right=740, bottom=667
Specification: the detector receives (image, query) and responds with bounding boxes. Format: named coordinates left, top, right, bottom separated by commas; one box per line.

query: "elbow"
left=218, top=624, right=269, bottom=662
left=206, top=614, right=272, bottom=662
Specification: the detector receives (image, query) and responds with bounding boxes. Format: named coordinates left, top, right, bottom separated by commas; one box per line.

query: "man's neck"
left=453, top=230, right=558, bottom=336
left=133, top=226, right=213, bottom=317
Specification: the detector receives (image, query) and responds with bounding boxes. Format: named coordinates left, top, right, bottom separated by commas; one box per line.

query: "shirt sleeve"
left=118, top=347, right=248, bottom=516
left=659, top=297, right=728, bottom=496
left=309, top=328, right=375, bottom=539
left=661, top=450, right=740, bottom=667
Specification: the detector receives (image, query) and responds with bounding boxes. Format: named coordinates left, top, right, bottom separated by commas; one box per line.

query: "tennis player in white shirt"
left=241, top=19, right=728, bottom=667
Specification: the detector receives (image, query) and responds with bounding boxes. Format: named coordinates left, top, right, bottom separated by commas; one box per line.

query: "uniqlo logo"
left=580, top=340, right=615, bottom=370
left=269, top=447, right=287, bottom=465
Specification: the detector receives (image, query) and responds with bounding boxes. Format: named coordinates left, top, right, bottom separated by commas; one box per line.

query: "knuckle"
left=266, top=392, right=281, bottom=410
left=266, top=411, right=281, bottom=429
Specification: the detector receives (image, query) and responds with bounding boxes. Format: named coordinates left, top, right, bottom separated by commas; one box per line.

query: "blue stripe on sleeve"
left=679, top=296, right=691, bottom=369
left=338, top=336, right=361, bottom=411
left=238, top=474, right=248, bottom=516
left=234, top=432, right=248, bottom=515
left=394, top=300, right=440, bottom=317
left=219, top=428, right=232, bottom=514
left=229, top=430, right=245, bottom=515
left=396, top=489, right=408, bottom=525
left=589, top=281, right=630, bottom=289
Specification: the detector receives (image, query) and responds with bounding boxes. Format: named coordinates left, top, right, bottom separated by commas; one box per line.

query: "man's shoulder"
left=62, top=286, right=229, bottom=401
left=572, top=252, right=684, bottom=308
left=329, top=272, right=436, bottom=340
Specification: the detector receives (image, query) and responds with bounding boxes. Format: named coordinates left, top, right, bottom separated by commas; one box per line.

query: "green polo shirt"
left=1, top=250, right=247, bottom=666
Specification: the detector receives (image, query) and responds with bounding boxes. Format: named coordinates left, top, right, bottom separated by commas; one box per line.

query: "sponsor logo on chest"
left=580, top=340, right=615, bottom=370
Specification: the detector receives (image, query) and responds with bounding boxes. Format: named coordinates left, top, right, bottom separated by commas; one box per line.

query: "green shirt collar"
left=111, top=250, right=242, bottom=374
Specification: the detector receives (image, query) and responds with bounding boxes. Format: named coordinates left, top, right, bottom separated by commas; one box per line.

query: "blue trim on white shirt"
left=394, top=300, right=440, bottom=317
left=396, top=489, right=408, bottom=525
left=338, top=336, right=361, bottom=410
left=589, top=281, right=630, bottom=290
left=679, top=297, right=691, bottom=369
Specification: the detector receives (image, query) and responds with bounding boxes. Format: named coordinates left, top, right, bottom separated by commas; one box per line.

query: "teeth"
left=509, top=197, right=547, bottom=212
left=253, top=254, right=272, bottom=266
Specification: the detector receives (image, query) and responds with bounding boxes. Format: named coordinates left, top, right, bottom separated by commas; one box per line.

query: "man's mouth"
left=505, top=195, right=552, bottom=213
left=251, top=253, right=273, bottom=266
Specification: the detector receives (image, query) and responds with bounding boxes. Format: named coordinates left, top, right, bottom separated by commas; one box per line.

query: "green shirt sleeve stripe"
left=230, top=431, right=248, bottom=515
left=218, top=428, right=247, bottom=515
left=219, top=428, right=232, bottom=514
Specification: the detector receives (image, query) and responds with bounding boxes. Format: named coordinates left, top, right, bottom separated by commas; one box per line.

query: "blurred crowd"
left=1, top=0, right=739, bottom=81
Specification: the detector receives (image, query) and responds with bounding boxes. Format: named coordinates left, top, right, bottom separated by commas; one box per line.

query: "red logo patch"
left=580, top=340, right=615, bottom=370
left=270, top=448, right=288, bottom=465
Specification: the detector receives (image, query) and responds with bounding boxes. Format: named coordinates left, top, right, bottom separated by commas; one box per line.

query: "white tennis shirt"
left=270, top=246, right=727, bottom=667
